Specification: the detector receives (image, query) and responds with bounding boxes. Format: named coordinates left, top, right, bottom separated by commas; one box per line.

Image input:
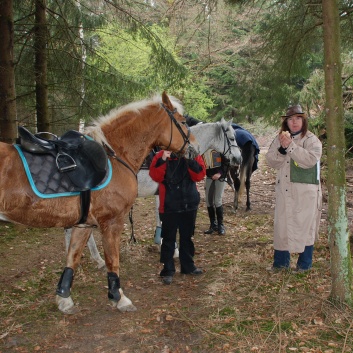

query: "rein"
left=161, top=103, right=191, bottom=155
left=103, top=143, right=137, bottom=179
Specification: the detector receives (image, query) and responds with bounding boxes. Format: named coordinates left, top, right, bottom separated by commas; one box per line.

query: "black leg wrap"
left=56, top=267, right=74, bottom=298
left=107, top=272, right=121, bottom=301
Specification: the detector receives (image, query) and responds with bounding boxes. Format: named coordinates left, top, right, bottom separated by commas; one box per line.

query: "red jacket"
left=149, top=151, right=206, bottom=213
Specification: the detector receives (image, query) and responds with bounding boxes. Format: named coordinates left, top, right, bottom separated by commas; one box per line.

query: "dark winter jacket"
left=149, top=151, right=206, bottom=214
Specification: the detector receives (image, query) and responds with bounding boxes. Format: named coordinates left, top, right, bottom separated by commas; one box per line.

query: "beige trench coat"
left=266, top=131, right=322, bottom=253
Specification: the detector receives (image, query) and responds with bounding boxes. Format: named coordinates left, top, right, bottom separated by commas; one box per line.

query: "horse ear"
left=221, top=117, right=230, bottom=126
left=162, top=91, right=172, bottom=110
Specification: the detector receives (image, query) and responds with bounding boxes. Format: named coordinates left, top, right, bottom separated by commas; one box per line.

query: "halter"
left=160, top=103, right=191, bottom=155
left=221, top=125, right=238, bottom=157
left=219, top=125, right=239, bottom=181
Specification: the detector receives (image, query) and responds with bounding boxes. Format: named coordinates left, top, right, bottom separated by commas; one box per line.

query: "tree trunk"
left=0, top=0, right=18, bottom=143
left=34, top=0, right=50, bottom=132
left=322, top=0, right=353, bottom=305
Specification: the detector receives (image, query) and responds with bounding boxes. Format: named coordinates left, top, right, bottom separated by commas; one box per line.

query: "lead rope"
left=128, top=206, right=136, bottom=243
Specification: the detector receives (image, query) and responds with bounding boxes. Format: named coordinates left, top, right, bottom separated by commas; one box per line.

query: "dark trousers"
left=273, top=245, right=313, bottom=270
left=159, top=210, right=197, bottom=276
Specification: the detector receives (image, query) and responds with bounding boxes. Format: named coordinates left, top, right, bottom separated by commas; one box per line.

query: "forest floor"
left=1, top=130, right=353, bottom=353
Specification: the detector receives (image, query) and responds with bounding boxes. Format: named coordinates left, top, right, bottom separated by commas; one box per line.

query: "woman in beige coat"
left=266, top=105, right=322, bottom=271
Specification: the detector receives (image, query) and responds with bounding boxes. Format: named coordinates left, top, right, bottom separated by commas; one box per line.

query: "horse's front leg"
left=101, top=222, right=137, bottom=313
left=56, top=227, right=92, bottom=314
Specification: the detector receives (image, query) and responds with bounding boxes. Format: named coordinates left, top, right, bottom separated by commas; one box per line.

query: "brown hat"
left=281, top=105, right=305, bottom=118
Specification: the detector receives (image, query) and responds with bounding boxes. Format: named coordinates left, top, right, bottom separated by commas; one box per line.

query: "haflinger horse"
left=66, top=118, right=243, bottom=265
left=0, top=92, right=199, bottom=314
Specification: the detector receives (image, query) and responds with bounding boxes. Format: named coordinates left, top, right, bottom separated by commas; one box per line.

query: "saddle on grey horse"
left=17, top=126, right=109, bottom=226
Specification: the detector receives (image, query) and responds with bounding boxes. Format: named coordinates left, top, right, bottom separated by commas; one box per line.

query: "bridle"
left=221, top=125, right=239, bottom=158
left=103, top=103, right=193, bottom=178
left=161, top=103, right=192, bottom=155
left=219, top=124, right=240, bottom=182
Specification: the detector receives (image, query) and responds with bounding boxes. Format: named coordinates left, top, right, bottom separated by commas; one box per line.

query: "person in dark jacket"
left=149, top=150, right=206, bottom=285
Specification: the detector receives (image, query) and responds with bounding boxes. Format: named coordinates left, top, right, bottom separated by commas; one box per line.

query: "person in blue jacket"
left=149, top=150, right=206, bottom=285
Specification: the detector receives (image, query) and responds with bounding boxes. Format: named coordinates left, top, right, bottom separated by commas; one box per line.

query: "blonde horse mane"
left=84, top=93, right=184, bottom=149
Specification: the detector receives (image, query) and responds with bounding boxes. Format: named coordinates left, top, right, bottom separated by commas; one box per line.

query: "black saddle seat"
left=18, top=126, right=108, bottom=190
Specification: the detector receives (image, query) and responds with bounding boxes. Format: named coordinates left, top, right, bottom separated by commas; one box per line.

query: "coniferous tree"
left=34, top=0, right=49, bottom=132
left=322, top=0, right=353, bottom=305
left=0, top=0, right=17, bottom=143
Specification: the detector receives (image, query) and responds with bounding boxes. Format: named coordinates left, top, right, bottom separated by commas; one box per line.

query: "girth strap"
left=76, top=190, right=91, bottom=226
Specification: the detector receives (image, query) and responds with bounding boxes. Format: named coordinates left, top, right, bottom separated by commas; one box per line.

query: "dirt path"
left=1, top=142, right=353, bottom=353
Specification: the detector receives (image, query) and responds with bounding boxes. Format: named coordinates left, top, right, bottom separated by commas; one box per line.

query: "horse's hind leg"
left=86, top=231, right=106, bottom=269
left=245, top=154, right=255, bottom=211
left=64, top=228, right=105, bottom=270
left=233, top=175, right=241, bottom=211
left=245, top=176, right=251, bottom=211
left=56, top=227, right=92, bottom=314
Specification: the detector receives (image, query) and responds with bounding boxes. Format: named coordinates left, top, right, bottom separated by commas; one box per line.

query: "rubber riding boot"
left=204, top=206, right=218, bottom=234
left=154, top=226, right=162, bottom=244
left=216, top=206, right=225, bottom=235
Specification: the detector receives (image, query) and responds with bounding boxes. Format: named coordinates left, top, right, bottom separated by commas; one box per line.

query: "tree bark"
left=0, top=0, right=18, bottom=143
left=322, top=0, right=353, bottom=305
left=34, top=0, right=50, bottom=132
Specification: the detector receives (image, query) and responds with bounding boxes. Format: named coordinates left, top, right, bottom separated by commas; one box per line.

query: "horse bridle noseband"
left=160, top=103, right=192, bottom=155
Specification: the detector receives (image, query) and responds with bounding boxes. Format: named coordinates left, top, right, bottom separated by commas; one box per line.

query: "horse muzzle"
left=230, top=154, right=242, bottom=167
left=184, top=144, right=200, bottom=159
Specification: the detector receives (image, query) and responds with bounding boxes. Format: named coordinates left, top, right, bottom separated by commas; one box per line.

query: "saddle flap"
left=62, top=137, right=108, bottom=190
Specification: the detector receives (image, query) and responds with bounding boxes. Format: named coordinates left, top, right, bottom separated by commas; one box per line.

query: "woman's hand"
left=162, top=150, right=172, bottom=161
left=279, top=131, right=291, bottom=149
left=212, top=172, right=221, bottom=181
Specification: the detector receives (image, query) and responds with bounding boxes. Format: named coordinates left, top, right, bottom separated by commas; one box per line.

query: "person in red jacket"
left=149, top=150, right=206, bottom=285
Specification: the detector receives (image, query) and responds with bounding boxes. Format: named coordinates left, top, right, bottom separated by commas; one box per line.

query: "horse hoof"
left=109, top=300, right=137, bottom=312
left=117, top=303, right=137, bottom=312
left=110, top=289, right=137, bottom=312
left=56, top=295, right=78, bottom=314
left=96, top=260, right=106, bottom=270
